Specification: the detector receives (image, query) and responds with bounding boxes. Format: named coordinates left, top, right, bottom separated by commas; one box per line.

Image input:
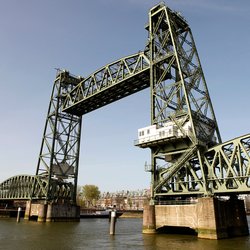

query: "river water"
left=0, top=217, right=250, bottom=250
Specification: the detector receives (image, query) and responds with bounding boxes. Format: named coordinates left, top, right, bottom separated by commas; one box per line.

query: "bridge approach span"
left=205, top=133, right=250, bottom=195
left=0, top=175, right=73, bottom=200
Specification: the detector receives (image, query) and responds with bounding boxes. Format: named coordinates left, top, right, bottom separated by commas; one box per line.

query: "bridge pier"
left=224, top=196, right=249, bottom=237
left=24, top=200, right=31, bottom=220
left=46, top=203, right=52, bottom=222
left=143, top=197, right=249, bottom=239
left=24, top=201, right=80, bottom=222
left=38, top=203, right=47, bottom=222
left=142, top=204, right=156, bottom=234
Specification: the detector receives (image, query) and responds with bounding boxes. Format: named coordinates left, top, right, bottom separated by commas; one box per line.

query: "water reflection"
left=143, top=229, right=250, bottom=250
left=0, top=217, right=249, bottom=250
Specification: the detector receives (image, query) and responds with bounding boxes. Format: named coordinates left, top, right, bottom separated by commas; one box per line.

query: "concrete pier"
left=46, top=204, right=52, bottom=222
left=196, top=197, right=227, bottom=239
left=226, top=197, right=249, bottom=237
left=24, top=200, right=31, bottom=220
left=143, top=197, right=249, bottom=239
left=37, top=203, right=47, bottom=222
left=196, top=197, right=248, bottom=239
left=24, top=201, right=80, bottom=222
left=143, top=204, right=156, bottom=234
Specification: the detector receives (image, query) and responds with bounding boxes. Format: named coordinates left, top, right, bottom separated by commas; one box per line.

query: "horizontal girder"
left=62, top=52, right=150, bottom=116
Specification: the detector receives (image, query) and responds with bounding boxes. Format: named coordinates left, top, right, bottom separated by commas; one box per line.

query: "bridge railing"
left=155, top=199, right=198, bottom=205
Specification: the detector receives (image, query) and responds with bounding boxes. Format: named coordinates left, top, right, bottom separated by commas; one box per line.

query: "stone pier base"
left=196, top=197, right=249, bottom=239
left=24, top=201, right=80, bottom=222
left=143, top=204, right=156, bottom=234
left=143, top=197, right=249, bottom=239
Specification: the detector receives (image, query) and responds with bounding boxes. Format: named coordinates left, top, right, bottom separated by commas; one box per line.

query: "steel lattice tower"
left=144, top=4, right=222, bottom=202
left=34, top=70, right=82, bottom=203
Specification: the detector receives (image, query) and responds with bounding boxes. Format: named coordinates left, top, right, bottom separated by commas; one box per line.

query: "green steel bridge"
left=1, top=3, right=250, bottom=203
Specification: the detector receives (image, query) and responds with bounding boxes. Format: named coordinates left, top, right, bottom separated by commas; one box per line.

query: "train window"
left=147, top=129, right=150, bottom=134
left=139, top=131, right=144, bottom=136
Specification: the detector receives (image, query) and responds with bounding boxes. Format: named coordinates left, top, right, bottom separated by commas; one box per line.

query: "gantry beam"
left=62, top=52, right=150, bottom=116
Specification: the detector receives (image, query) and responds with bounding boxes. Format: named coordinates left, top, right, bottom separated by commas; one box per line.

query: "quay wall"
left=25, top=201, right=80, bottom=222
left=143, top=197, right=249, bottom=239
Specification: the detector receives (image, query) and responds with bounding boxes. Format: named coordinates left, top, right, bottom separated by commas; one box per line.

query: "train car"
left=137, top=120, right=192, bottom=145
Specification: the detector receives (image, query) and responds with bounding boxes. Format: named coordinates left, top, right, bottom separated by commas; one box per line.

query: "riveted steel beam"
left=62, top=53, right=150, bottom=116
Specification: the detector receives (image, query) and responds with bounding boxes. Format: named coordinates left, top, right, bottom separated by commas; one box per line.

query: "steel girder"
left=62, top=52, right=150, bottom=115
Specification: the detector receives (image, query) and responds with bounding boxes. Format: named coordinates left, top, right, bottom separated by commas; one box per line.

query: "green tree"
left=82, top=184, right=100, bottom=207
left=76, top=185, right=85, bottom=207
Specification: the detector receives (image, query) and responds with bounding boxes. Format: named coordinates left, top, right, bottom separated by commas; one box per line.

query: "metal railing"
left=155, top=199, right=198, bottom=205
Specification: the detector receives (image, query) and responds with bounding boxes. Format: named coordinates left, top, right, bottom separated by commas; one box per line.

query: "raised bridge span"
left=0, top=2, right=250, bottom=238
left=63, top=52, right=150, bottom=116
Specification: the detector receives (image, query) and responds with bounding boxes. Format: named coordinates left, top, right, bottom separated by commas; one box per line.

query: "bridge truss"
left=63, top=52, right=150, bottom=116
left=0, top=175, right=72, bottom=200
left=1, top=3, right=250, bottom=203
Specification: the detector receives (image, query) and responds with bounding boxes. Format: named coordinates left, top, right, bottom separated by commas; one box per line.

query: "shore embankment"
left=120, top=210, right=143, bottom=218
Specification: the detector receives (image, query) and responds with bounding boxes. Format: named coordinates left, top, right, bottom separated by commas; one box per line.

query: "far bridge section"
left=205, top=134, right=250, bottom=195
left=0, top=175, right=72, bottom=200
left=62, top=52, right=150, bottom=115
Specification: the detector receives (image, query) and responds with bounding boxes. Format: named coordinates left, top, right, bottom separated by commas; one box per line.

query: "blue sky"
left=1, top=0, right=250, bottom=192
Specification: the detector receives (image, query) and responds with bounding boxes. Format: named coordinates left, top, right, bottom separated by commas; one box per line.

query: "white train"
left=137, top=120, right=192, bottom=145
left=136, top=118, right=217, bottom=145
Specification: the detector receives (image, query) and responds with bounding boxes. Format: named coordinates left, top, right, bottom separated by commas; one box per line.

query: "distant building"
left=96, top=189, right=150, bottom=210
